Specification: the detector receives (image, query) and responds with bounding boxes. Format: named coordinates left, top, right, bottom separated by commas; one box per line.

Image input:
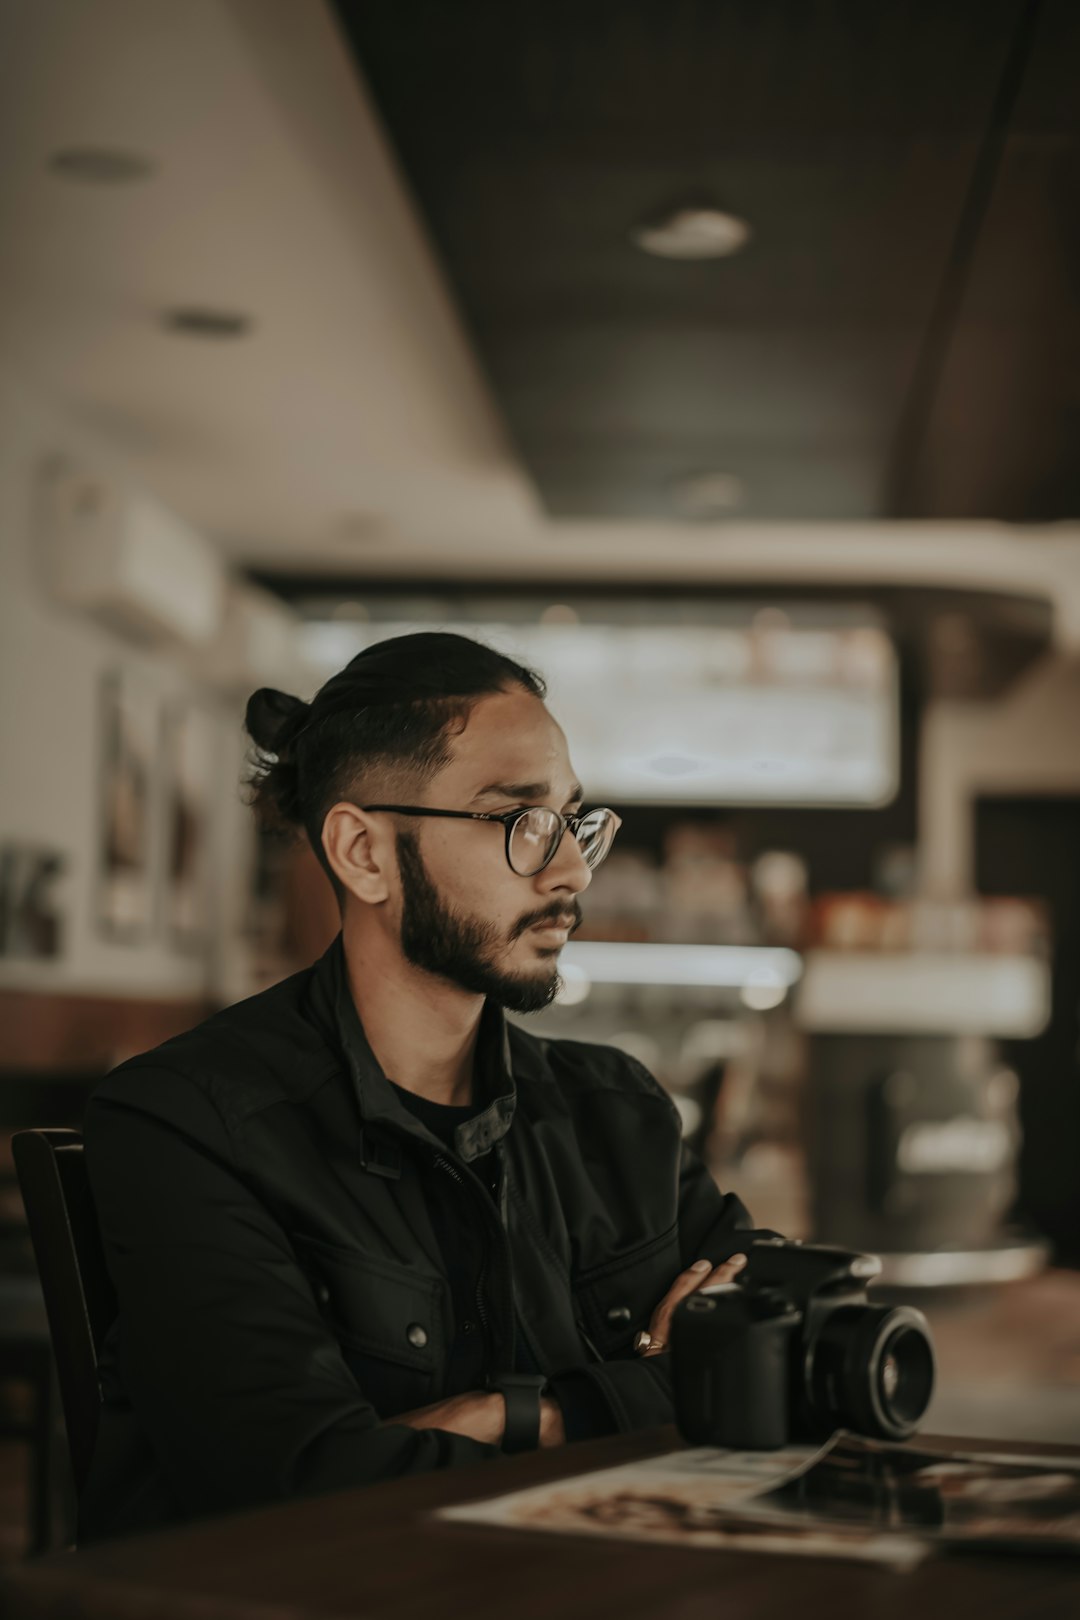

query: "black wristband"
left=486, top=1372, right=548, bottom=1453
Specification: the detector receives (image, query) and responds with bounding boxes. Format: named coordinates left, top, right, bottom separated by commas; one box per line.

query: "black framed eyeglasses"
left=358, top=803, right=622, bottom=878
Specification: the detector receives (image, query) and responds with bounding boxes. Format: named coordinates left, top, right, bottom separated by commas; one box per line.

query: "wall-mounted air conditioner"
left=39, top=463, right=227, bottom=647
left=198, top=582, right=304, bottom=692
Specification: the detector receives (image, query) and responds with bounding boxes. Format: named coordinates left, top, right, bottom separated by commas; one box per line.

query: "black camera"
left=671, top=1237, right=936, bottom=1449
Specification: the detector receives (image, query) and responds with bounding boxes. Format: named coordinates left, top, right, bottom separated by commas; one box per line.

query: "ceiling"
left=0, top=0, right=1078, bottom=623
left=0, top=0, right=539, bottom=562
left=333, top=0, right=1080, bottom=524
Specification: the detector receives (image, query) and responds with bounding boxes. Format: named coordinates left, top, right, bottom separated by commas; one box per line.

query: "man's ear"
left=321, top=802, right=393, bottom=904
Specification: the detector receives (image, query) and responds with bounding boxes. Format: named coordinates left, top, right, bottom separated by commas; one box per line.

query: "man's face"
left=393, top=687, right=592, bottom=1013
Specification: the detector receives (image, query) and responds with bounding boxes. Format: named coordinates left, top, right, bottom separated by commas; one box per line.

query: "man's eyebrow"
left=471, top=779, right=584, bottom=807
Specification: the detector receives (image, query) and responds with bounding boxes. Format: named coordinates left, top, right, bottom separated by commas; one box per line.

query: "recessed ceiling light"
left=752, top=607, right=793, bottom=635
left=540, top=604, right=581, bottom=626
left=334, top=513, right=390, bottom=545
left=632, top=205, right=751, bottom=261
left=48, top=147, right=156, bottom=183
left=161, top=308, right=254, bottom=339
left=670, top=471, right=745, bottom=518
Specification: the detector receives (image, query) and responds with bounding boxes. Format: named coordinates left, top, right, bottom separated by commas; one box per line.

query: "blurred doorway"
left=975, top=796, right=1080, bottom=1262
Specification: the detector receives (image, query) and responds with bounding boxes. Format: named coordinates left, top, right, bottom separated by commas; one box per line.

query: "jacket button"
left=316, top=1284, right=330, bottom=1305
left=606, top=1305, right=632, bottom=1325
left=406, top=1322, right=429, bottom=1349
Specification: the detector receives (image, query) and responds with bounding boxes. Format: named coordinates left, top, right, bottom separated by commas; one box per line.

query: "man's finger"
left=698, top=1254, right=751, bottom=1291
left=642, top=1254, right=748, bottom=1352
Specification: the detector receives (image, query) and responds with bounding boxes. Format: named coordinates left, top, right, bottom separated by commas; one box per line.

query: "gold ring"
left=633, top=1330, right=666, bottom=1356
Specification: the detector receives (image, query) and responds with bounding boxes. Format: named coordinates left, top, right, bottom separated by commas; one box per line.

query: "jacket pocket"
left=572, top=1223, right=681, bottom=1357
left=290, top=1233, right=444, bottom=1374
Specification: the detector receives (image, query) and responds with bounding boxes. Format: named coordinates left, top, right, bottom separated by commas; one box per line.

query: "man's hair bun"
left=244, top=688, right=309, bottom=755
left=241, top=631, right=546, bottom=894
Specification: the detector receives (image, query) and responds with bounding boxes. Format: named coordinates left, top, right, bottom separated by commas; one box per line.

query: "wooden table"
left=2, top=1428, right=1080, bottom=1620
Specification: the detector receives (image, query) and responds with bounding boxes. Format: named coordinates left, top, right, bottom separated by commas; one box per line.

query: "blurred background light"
left=561, top=941, right=803, bottom=989
left=738, top=966, right=789, bottom=1012
left=631, top=204, right=752, bottom=260
left=670, top=470, right=746, bottom=518
left=554, top=961, right=591, bottom=1005
left=310, top=610, right=900, bottom=807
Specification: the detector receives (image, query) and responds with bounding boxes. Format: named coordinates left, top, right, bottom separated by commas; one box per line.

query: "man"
left=78, top=631, right=756, bottom=1543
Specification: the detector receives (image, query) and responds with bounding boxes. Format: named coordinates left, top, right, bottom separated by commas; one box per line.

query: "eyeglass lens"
left=508, top=807, right=616, bottom=876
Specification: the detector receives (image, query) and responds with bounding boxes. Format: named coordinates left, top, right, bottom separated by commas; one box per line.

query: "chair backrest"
left=1, top=1073, right=100, bottom=1272
left=12, top=1129, right=117, bottom=1495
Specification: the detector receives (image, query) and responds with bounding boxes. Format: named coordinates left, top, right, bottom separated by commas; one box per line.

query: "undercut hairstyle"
left=243, top=631, right=546, bottom=898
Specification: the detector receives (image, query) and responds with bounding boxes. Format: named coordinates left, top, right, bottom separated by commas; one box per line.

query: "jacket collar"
left=309, top=932, right=517, bottom=1164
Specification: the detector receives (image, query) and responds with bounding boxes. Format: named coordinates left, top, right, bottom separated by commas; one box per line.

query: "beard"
left=395, top=829, right=577, bottom=1014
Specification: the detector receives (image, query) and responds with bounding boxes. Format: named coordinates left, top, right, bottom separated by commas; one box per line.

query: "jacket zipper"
left=574, top=1316, right=604, bottom=1363
left=437, top=1151, right=595, bottom=1372
left=433, top=1153, right=495, bottom=1356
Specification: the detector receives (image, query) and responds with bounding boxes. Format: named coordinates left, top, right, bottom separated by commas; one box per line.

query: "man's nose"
left=541, top=826, right=592, bottom=892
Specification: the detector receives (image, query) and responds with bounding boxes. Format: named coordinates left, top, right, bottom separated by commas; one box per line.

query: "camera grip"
left=706, top=1228, right=787, bottom=1267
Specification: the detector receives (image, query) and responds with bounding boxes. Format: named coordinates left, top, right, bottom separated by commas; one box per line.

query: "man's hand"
left=389, top=1390, right=567, bottom=1449
left=538, top=1395, right=565, bottom=1448
left=390, top=1390, right=506, bottom=1445
left=636, top=1252, right=749, bottom=1357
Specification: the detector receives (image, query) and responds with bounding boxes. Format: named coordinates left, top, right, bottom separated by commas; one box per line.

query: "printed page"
left=759, top=1433, right=1080, bottom=1554
left=437, top=1442, right=928, bottom=1569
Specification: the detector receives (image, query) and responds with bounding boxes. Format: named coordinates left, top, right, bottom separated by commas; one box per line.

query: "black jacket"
left=78, top=935, right=753, bottom=1542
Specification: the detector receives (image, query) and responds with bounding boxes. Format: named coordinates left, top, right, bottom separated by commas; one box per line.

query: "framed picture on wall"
left=0, top=842, right=67, bottom=959
left=161, top=698, right=216, bottom=950
left=97, top=667, right=155, bottom=939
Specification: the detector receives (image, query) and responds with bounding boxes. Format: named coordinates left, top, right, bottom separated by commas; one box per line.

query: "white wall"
left=920, top=653, right=1080, bottom=895
left=0, top=357, right=252, bottom=1000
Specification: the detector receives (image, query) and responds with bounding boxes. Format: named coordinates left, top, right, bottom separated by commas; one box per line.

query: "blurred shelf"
left=557, top=940, right=1050, bottom=1039
left=795, top=950, right=1050, bottom=1038
left=559, top=941, right=802, bottom=989
left=875, top=1235, right=1051, bottom=1289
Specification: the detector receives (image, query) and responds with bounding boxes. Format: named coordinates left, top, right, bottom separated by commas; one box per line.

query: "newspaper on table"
left=437, top=1431, right=1080, bottom=1571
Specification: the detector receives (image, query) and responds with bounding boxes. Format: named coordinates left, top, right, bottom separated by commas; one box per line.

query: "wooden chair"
left=0, top=1074, right=104, bottom=1554
left=12, top=1130, right=116, bottom=1510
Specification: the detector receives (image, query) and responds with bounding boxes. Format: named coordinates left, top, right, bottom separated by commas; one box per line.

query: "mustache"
left=512, top=902, right=583, bottom=941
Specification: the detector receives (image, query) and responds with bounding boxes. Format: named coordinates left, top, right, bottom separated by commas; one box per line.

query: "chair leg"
left=27, top=1355, right=56, bottom=1556
left=54, top=1448, right=78, bottom=1551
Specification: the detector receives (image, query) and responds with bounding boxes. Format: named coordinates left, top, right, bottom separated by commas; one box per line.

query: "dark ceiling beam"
left=887, top=0, right=1047, bottom=515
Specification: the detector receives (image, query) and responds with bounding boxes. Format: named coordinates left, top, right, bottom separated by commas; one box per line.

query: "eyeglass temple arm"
left=357, top=805, right=497, bottom=823
left=360, top=805, right=618, bottom=831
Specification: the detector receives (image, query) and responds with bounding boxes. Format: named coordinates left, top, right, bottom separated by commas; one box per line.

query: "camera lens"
left=808, top=1304, right=935, bottom=1440
left=874, top=1320, right=936, bottom=1432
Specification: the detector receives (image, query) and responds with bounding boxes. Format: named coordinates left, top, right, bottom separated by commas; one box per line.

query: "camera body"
left=671, top=1237, right=935, bottom=1449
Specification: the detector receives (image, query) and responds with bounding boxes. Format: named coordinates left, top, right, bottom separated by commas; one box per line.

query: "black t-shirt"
left=387, top=1080, right=615, bottom=1441
left=390, top=1084, right=498, bottom=1192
